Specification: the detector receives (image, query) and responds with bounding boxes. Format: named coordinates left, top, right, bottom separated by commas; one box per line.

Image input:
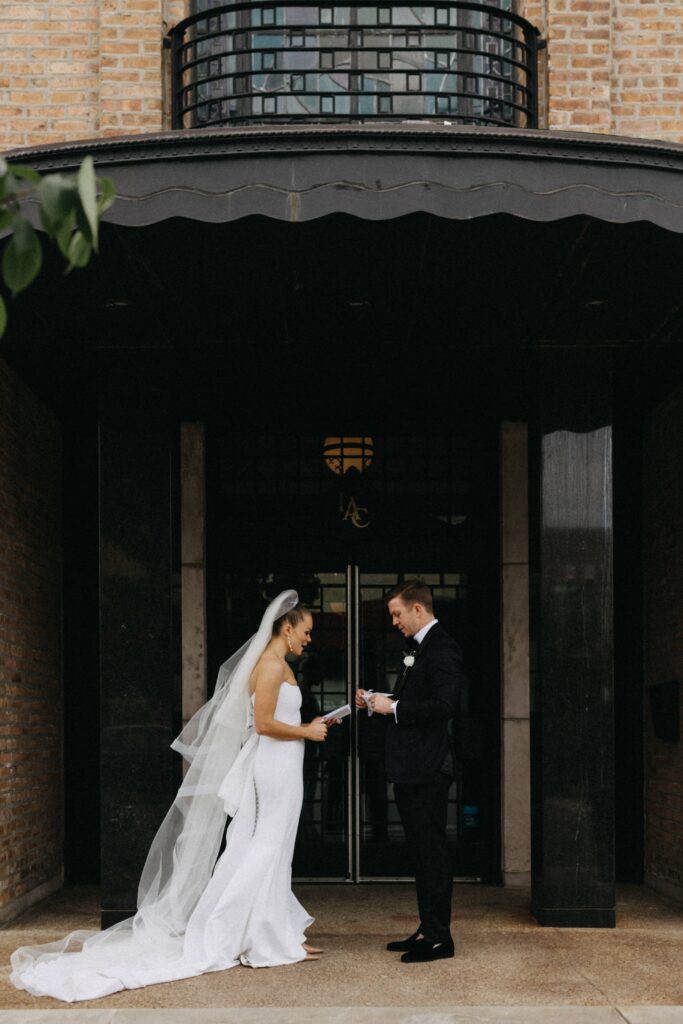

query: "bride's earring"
left=287, top=632, right=294, bottom=653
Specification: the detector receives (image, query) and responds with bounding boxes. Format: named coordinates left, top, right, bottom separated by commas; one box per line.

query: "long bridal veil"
left=11, top=589, right=300, bottom=1002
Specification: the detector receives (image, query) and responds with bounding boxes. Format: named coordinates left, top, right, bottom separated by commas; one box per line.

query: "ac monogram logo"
left=339, top=493, right=370, bottom=529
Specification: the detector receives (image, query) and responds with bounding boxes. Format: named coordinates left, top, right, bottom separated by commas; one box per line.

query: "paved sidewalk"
left=2, top=1008, right=683, bottom=1023
left=1, top=884, right=682, bottom=1020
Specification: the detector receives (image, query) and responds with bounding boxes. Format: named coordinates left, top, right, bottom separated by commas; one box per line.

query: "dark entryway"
left=7, top=126, right=682, bottom=918
left=207, top=430, right=501, bottom=881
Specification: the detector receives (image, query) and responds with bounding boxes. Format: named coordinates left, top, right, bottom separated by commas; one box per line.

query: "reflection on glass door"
left=212, top=428, right=500, bottom=881
left=240, top=567, right=495, bottom=881
left=290, top=570, right=350, bottom=879
left=356, top=570, right=473, bottom=879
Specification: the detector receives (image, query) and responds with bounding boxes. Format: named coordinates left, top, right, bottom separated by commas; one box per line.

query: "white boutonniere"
left=403, top=653, right=415, bottom=668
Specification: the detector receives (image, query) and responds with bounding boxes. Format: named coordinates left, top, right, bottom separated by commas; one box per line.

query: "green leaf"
left=10, top=164, right=41, bottom=185
left=77, top=156, right=98, bottom=250
left=0, top=294, right=6, bottom=338
left=74, top=202, right=93, bottom=246
left=97, top=175, right=116, bottom=215
left=65, top=229, right=92, bottom=270
left=0, top=172, right=17, bottom=202
left=39, top=205, right=55, bottom=237
left=2, top=216, right=42, bottom=295
left=0, top=160, right=109, bottom=312
left=55, top=210, right=76, bottom=260
left=39, top=174, right=78, bottom=237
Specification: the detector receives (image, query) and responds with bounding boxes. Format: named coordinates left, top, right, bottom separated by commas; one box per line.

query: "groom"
left=355, top=580, right=463, bottom=963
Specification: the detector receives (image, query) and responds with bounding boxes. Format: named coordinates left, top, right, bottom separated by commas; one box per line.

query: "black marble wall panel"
left=99, top=411, right=177, bottom=926
left=531, top=353, right=616, bottom=927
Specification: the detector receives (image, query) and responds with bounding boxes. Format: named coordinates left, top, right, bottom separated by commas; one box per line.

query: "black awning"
left=5, top=123, right=683, bottom=233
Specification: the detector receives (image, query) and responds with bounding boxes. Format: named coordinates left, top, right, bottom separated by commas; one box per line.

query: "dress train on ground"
left=11, top=683, right=311, bottom=1001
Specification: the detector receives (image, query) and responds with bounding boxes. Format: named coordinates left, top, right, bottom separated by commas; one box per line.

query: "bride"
left=11, top=591, right=332, bottom=1002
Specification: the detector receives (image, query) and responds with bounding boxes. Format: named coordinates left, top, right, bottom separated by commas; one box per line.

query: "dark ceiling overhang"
left=3, top=123, right=683, bottom=424
left=5, top=123, right=683, bottom=232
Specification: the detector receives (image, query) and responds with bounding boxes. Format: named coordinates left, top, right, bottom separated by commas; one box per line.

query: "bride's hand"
left=305, top=717, right=329, bottom=742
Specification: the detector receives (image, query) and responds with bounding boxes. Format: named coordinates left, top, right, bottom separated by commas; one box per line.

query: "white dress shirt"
left=413, top=618, right=438, bottom=646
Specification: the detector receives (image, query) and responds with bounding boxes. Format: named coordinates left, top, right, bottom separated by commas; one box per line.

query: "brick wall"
left=99, top=0, right=185, bottom=136
left=612, top=1, right=683, bottom=142
left=0, top=358, right=63, bottom=924
left=642, top=383, right=683, bottom=904
left=547, top=0, right=613, bottom=133
left=2, top=0, right=683, bottom=147
left=0, top=0, right=99, bottom=146
left=517, top=0, right=683, bottom=143
left=0, top=0, right=186, bottom=147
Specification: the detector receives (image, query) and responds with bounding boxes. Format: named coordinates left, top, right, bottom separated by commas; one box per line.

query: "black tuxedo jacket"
left=385, top=621, right=464, bottom=786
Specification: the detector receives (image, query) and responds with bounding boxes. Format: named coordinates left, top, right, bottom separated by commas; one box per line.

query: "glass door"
left=209, top=430, right=500, bottom=881
left=355, top=570, right=473, bottom=879
left=275, top=567, right=493, bottom=880
left=290, top=570, right=351, bottom=879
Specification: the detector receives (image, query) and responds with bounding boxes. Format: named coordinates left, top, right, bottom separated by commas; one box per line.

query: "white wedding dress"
left=11, top=682, right=312, bottom=1002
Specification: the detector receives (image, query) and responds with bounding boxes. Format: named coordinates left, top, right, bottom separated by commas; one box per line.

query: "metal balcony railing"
left=169, top=1, right=539, bottom=129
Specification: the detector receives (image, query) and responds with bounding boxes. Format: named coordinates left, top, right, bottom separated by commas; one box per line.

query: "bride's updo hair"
left=272, top=602, right=308, bottom=636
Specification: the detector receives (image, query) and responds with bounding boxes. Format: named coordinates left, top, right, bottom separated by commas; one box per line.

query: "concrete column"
left=181, top=423, right=207, bottom=728
left=99, top=411, right=175, bottom=924
left=500, top=422, right=531, bottom=888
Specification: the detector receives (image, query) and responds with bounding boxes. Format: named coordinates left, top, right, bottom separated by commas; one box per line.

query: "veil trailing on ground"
left=135, top=588, right=300, bottom=944
left=11, top=589, right=300, bottom=1001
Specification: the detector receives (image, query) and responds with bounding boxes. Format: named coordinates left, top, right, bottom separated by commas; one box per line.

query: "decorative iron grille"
left=169, top=1, right=539, bottom=129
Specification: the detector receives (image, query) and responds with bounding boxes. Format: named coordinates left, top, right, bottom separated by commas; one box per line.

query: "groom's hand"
left=355, top=688, right=368, bottom=709
left=369, top=694, right=394, bottom=715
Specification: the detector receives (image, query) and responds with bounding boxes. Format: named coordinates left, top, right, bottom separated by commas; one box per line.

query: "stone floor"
left=1, top=884, right=682, bottom=1023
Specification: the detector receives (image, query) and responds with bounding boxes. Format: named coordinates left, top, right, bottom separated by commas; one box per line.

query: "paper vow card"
left=362, top=690, right=393, bottom=716
left=322, top=704, right=351, bottom=722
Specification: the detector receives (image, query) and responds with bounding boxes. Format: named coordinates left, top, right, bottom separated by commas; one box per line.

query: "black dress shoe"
left=400, top=938, right=455, bottom=963
left=386, top=929, right=422, bottom=952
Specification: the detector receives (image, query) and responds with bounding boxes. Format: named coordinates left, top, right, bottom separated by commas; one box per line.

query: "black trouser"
left=393, top=780, right=453, bottom=944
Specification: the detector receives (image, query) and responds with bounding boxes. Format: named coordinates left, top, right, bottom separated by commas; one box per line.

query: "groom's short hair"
left=386, top=579, right=433, bottom=612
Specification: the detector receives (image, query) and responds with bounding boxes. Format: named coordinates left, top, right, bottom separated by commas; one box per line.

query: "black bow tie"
left=407, top=638, right=419, bottom=652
